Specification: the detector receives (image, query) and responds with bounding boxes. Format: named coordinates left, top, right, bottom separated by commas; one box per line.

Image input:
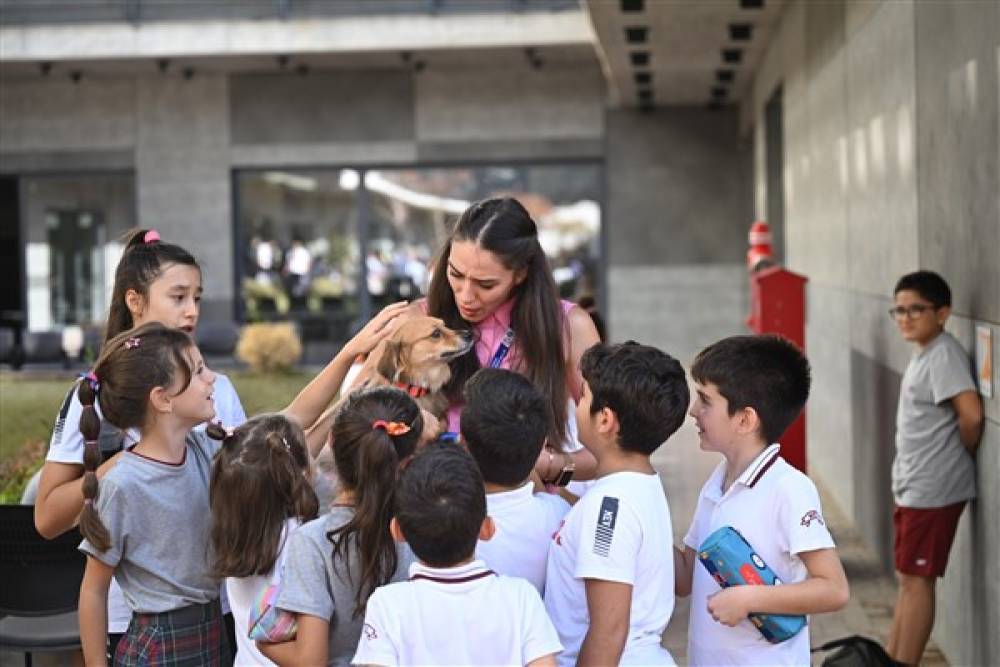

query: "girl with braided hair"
left=77, top=323, right=227, bottom=665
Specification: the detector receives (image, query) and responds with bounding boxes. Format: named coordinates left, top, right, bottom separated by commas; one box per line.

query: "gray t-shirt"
left=277, top=507, right=413, bottom=667
left=893, top=331, right=977, bottom=507
left=79, top=431, right=221, bottom=613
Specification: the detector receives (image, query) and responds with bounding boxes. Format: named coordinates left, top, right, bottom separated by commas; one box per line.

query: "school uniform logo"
left=800, top=510, right=825, bottom=527
left=593, top=496, right=619, bottom=557
left=363, top=623, right=378, bottom=640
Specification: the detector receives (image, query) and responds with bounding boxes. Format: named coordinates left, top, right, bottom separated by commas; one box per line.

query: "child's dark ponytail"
left=78, top=375, right=111, bottom=551
left=329, top=387, right=423, bottom=617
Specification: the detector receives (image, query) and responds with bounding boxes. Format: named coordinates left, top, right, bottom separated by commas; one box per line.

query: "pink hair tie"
left=124, top=336, right=141, bottom=349
left=143, top=229, right=161, bottom=244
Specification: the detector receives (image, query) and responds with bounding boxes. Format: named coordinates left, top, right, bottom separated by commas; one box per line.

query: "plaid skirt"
left=115, top=600, right=228, bottom=666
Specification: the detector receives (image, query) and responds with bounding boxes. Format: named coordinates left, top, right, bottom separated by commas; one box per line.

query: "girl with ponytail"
left=258, top=387, right=423, bottom=667
left=208, top=415, right=319, bottom=666
left=36, top=229, right=248, bottom=658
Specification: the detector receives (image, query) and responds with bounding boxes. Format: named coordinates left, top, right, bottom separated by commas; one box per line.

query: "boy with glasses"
left=887, top=270, right=983, bottom=666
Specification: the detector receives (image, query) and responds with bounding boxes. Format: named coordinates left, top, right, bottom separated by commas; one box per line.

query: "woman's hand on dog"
left=418, top=408, right=444, bottom=445
left=343, top=301, right=410, bottom=359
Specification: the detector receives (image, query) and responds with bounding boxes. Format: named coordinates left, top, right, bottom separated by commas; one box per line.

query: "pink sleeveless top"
left=431, top=298, right=574, bottom=433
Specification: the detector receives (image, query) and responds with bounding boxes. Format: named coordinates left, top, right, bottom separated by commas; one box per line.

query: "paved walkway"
left=653, top=417, right=948, bottom=666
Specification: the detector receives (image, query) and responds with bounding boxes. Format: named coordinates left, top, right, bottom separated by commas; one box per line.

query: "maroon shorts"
left=893, top=502, right=966, bottom=578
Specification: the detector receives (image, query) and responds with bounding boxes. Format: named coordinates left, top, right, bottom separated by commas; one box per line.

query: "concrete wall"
left=604, top=107, right=753, bottom=363
left=746, top=1, right=1000, bottom=663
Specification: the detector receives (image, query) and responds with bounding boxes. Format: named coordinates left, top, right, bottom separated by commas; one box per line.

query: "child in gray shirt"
left=259, top=387, right=422, bottom=667
left=886, top=271, right=984, bottom=666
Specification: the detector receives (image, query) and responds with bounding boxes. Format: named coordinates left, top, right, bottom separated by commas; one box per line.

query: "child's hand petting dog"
left=342, top=301, right=409, bottom=359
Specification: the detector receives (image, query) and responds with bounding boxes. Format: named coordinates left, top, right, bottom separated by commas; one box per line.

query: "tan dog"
left=360, top=316, right=474, bottom=420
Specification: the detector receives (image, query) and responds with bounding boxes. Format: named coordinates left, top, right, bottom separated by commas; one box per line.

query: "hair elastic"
left=124, top=336, right=141, bottom=349
left=80, top=371, right=100, bottom=393
left=143, top=229, right=161, bottom=244
left=84, top=498, right=94, bottom=507
left=372, top=420, right=411, bottom=436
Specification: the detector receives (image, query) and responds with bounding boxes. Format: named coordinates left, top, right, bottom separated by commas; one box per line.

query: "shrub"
left=236, top=322, right=302, bottom=373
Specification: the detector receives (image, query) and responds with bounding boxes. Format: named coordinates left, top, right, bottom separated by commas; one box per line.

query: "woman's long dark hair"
left=105, top=229, right=199, bottom=345
left=78, top=323, right=195, bottom=551
left=208, top=415, right=319, bottom=578
left=328, top=387, right=422, bottom=617
left=426, top=197, right=568, bottom=447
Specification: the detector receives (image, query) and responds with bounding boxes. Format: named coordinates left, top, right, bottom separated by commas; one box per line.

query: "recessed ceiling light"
left=716, top=69, right=734, bottom=83
left=729, top=23, right=753, bottom=41
left=740, top=0, right=764, bottom=8
left=722, top=49, right=743, bottom=64
left=621, top=0, right=644, bottom=12
left=625, top=26, right=648, bottom=44
left=635, top=71, right=652, bottom=85
left=630, top=51, right=650, bottom=67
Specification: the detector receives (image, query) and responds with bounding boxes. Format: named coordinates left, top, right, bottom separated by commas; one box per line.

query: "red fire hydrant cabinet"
left=748, top=266, right=808, bottom=473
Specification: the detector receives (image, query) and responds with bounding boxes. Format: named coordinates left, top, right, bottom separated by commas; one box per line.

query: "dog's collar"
left=393, top=381, right=430, bottom=399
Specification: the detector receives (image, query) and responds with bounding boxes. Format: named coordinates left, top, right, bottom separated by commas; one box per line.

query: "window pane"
left=372, top=165, right=602, bottom=304
left=22, top=174, right=134, bottom=332
left=236, top=170, right=361, bottom=341
left=235, top=164, right=602, bottom=341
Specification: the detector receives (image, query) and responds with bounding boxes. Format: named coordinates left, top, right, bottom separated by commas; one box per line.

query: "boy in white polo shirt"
left=545, top=342, right=689, bottom=666
left=463, top=368, right=571, bottom=594
left=675, top=335, right=850, bottom=666
left=353, top=443, right=562, bottom=667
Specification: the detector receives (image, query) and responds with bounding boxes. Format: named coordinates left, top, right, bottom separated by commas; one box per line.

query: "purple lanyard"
left=488, top=327, right=515, bottom=369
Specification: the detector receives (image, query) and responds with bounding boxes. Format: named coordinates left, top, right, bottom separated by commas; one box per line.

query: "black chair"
left=0, top=505, right=85, bottom=666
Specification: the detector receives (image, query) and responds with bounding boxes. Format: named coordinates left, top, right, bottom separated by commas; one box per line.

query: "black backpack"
left=812, top=636, right=904, bottom=667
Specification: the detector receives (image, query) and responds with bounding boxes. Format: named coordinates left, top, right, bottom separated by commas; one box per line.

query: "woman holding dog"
left=418, top=196, right=601, bottom=485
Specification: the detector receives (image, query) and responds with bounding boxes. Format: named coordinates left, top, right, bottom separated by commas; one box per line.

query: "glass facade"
left=21, top=174, right=135, bottom=332
left=235, top=163, right=602, bottom=340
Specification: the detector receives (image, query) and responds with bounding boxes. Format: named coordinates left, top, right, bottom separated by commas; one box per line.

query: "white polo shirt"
left=476, top=482, right=570, bottom=594
left=683, top=444, right=836, bottom=666
left=544, top=471, right=676, bottom=667
left=353, top=560, right=562, bottom=666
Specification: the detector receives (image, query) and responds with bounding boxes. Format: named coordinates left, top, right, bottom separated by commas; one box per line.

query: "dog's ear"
left=376, top=340, right=405, bottom=381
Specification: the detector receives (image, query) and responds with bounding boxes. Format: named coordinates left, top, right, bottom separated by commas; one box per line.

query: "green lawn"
left=0, top=369, right=313, bottom=502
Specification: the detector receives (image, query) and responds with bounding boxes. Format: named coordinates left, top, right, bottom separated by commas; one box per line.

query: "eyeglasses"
left=888, top=304, right=937, bottom=320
